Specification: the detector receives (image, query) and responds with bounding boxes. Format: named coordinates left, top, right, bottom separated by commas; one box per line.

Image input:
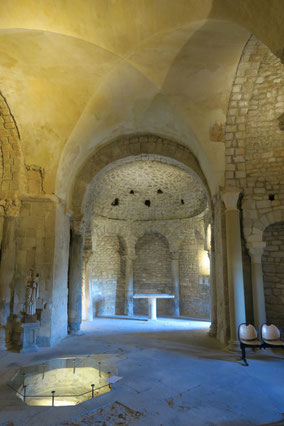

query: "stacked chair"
left=238, top=323, right=284, bottom=366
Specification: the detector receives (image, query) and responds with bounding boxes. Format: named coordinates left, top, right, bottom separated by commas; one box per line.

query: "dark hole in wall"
left=145, top=200, right=151, bottom=207
left=111, top=198, right=119, bottom=206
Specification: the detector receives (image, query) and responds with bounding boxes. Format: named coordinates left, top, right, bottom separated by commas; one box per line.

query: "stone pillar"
left=222, top=189, right=246, bottom=350
left=247, top=241, right=266, bottom=331
left=170, top=252, right=180, bottom=316
left=0, top=199, right=21, bottom=350
left=68, top=222, right=83, bottom=334
left=148, top=297, right=157, bottom=320
left=208, top=225, right=217, bottom=337
left=82, top=251, right=93, bottom=321
left=125, top=252, right=136, bottom=317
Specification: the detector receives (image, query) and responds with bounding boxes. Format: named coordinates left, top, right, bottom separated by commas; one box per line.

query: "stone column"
left=125, top=252, right=136, bottom=317
left=0, top=199, right=21, bottom=350
left=247, top=241, right=266, bottom=331
left=68, top=222, right=84, bottom=334
left=208, top=227, right=217, bottom=337
left=170, top=252, right=180, bottom=316
left=222, top=189, right=246, bottom=350
left=82, top=251, right=93, bottom=321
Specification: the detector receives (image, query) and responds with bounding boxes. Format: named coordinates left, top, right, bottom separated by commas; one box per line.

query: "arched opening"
left=133, top=233, right=173, bottom=317
left=68, top=137, right=213, bottom=329
left=262, top=222, right=284, bottom=333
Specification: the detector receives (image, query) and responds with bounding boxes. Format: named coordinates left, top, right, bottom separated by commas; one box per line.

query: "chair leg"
left=241, top=345, right=248, bottom=366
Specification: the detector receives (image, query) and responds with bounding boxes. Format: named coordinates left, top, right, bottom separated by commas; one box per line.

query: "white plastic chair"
left=261, top=324, right=284, bottom=349
left=238, top=323, right=262, bottom=366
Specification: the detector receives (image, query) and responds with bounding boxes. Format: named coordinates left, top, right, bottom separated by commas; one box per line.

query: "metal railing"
left=8, top=356, right=117, bottom=407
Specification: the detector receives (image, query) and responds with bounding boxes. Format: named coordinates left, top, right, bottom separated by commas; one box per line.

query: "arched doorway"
left=262, top=221, right=284, bottom=333
left=67, top=134, right=214, bottom=333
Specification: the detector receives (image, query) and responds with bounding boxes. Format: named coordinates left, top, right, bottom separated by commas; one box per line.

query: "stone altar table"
left=133, top=293, right=175, bottom=320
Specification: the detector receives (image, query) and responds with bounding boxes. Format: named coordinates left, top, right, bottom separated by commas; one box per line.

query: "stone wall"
left=213, top=197, right=229, bottom=344
left=0, top=91, right=25, bottom=194
left=87, top=215, right=211, bottom=320
left=179, top=233, right=210, bottom=319
left=262, top=222, right=284, bottom=333
left=133, top=233, right=173, bottom=316
left=14, top=199, right=56, bottom=345
left=224, top=36, right=284, bottom=240
left=88, top=234, right=125, bottom=316
left=50, top=203, right=70, bottom=345
left=223, top=36, right=284, bottom=329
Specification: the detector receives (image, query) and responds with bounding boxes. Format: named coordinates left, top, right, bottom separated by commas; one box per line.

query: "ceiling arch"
left=0, top=2, right=282, bottom=199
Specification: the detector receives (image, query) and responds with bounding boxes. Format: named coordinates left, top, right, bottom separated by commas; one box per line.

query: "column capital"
left=71, top=218, right=84, bottom=235
left=221, top=188, right=241, bottom=211
left=125, top=250, right=136, bottom=261
left=2, top=198, right=21, bottom=217
left=247, top=241, right=266, bottom=263
left=170, top=251, right=179, bottom=261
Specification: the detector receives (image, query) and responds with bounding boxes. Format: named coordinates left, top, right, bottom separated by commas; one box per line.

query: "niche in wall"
left=133, top=233, right=173, bottom=316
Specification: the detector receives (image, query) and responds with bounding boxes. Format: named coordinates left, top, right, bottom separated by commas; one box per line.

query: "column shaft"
left=125, top=257, right=134, bottom=316
left=247, top=242, right=266, bottom=331
left=222, top=191, right=246, bottom=347
left=209, top=246, right=217, bottom=337
left=171, top=258, right=180, bottom=316
left=148, top=297, right=157, bottom=320
left=225, top=209, right=246, bottom=342
left=251, top=262, right=266, bottom=330
left=0, top=216, right=18, bottom=349
left=68, top=233, right=83, bottom=333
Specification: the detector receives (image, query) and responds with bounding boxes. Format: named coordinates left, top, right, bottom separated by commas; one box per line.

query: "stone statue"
left=24, top=270, right=39, bottom=317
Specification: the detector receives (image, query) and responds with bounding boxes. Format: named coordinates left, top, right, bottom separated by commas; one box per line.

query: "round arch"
left=68, top=133, right=211, bottom=221
left=246, top=209, right=284, bottom=243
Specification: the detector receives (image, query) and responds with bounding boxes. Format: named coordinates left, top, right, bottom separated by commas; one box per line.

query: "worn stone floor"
left=0, top=317, right=283, bottom=426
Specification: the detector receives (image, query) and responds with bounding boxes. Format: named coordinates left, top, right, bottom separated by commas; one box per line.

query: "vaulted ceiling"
left=0, top=0, right=283, bottom=198
left=91, top=158, right=208, bottom=221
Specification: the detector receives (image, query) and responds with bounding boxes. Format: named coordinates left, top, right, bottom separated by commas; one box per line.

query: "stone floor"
left=0, top=317, right=283, bottom=426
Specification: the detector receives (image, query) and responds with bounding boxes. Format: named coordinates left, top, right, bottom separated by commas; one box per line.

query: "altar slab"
left=133, top=293, right=174, bottom=320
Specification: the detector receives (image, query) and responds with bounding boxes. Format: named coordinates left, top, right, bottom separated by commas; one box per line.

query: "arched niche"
left=133, top=232, right=173, bottom=317
left=69, top=133, right=211, bottom=222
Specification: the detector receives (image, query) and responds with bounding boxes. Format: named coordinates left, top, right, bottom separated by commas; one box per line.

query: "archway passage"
left=80, top=151, right=212, bottom=324
left=262, top=222, right=284, bottom=333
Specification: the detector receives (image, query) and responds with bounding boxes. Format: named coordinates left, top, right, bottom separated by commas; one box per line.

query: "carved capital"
left=126, top=249, right=136, bottom=261
left=170, top=251, right=179, bottom=261
left=247, top=241, right=266, bottom=263
left=71, top=218, right=84, bottom=235
left=3, top=199, right=21, bottom=217
left=221, top=188, right=241, bottom=211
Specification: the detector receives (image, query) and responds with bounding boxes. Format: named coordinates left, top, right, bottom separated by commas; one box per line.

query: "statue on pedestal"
left=24, top=270, right=39, bottom=317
